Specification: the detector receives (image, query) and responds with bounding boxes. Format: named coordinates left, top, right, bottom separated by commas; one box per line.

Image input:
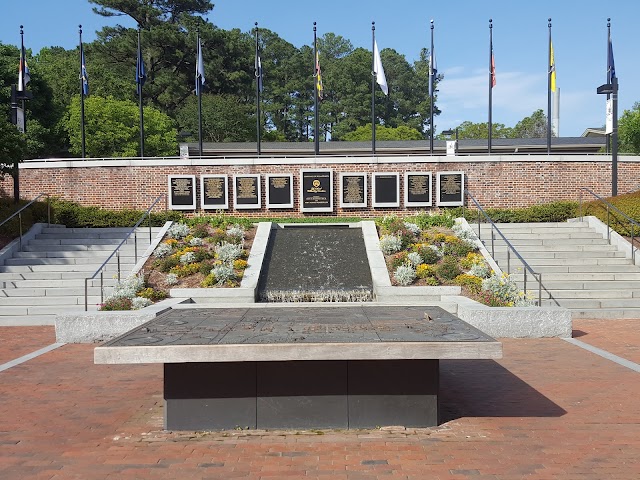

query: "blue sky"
left=2, top=0, right=639, bottom=137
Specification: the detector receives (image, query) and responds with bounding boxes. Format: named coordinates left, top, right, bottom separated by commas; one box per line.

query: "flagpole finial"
left=607, top=18, right=611, bottom=27
left=372, top=21, right=375, bottom=31
left=79, top=25, right=82, bottom=35
left=20, top=25, right=24, bottom=34
left=255, top=22, right=258, bottom=27
left=548, top=18, right=552, bottom=28
left=430, top=19, right=434, bottom=30
left=314, top=21, right=317, bottom=32
left=489, top=18, right=493, bottom=28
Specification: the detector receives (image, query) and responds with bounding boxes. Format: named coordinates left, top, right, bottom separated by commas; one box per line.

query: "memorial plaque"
left=405, top=172, right=432, bottom=207
left=340, top=173, right=367, bottom=208
left=436, top=171, right=465, bottom=206
left=266, top=174, right=294, bottom=209
left=233, top=174, right=261, bottom=210
left=168, top=175, right=196, bottom=210
left=200, top=175, right=228, bottom=210
left=372, top=173, right=400, bottom=208
left=300, top=169, right=333, bottom=212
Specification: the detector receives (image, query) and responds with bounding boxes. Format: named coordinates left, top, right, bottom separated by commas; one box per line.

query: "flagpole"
left=547, top=18, right=552, bottom=154
left=197, top=27, right=203, bottom=158
left=255, top=22, right=261, bottom=156
left=314, top=22, right=320, bottom=156
left=371, top=22, right=376, bottom=156
left=137, top=25, right=145, bottom=159
left=606, top=18, right=611, bottom=154
left=79, top=25, right=86, bottom=159
left=430, top=20, right=434, bottom=155
left=488, top=19, right=493, bottom=155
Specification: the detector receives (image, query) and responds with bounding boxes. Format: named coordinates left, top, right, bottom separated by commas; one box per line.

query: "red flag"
left=491, top=49, right=496, bottom=88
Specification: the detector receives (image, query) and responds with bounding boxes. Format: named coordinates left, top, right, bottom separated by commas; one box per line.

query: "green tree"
left=442, top=121, right=512, bottom=140
left=65, top=95, right=177, bottom=157
left=342, top=123, right=423, bottom=141
left=511, top=109, right=549, bottom=138
left=0, top=118, right=27, bottom=177
left=176, top=93, right=255, bottom=142
left=618, top=102, right=640, bottom=154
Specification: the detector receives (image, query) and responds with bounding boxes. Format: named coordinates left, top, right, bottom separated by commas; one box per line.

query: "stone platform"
left=95, top=305, right=502, bottom=430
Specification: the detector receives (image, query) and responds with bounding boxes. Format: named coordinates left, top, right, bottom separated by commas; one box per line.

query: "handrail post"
left=47, top=195, right=51, bottom=226
left=84, top=278, right=88, bottom=311
left=578, top=190, right=583, bottom=220
left=524, top=267, right=527, bottom=296
left=507, top=249, right=511, bottom=274
left=632, top=224, right=636, bottom=263
left=606, top=205, right=611, bottom=243
left=491, top=228, right=495, bottom=258
left=117, top=251, right=121, bottom=282
left=100, top=271, right=104, bottom=305
left=477, top=209, right=481, bottom=240
left=134, top=231, right=138, bottom=264
left=538, top=273, right=542, bottom=307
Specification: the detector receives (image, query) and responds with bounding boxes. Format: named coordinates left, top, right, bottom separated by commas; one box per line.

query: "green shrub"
left=413, top=244, right=441, bottom=264
left=190, top=223, right=210, bottom=238
left=137, top=288, right=167, bottom=301
left=389, top=251, right=409, bottom=269
left=100, top=297, right=133, bottom=311
left=454, top=273, right=483, bottom=292
left=435, top=256, right=462, bottom=281
left=442, top=237, right=475, bottom=257
left=154, top=256, right=179, bottom=273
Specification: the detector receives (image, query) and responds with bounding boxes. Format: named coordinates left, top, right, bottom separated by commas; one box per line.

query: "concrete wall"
left=2, top=154, right=638, bottom=216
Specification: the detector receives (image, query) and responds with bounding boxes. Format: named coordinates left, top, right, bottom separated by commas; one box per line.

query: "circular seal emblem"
left=312, top=179, right=321, bottom=188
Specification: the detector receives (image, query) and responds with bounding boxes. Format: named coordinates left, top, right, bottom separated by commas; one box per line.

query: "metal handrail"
left=463, top=190, right=547, bottom=307
left=0, top=194, right=50, bottom=248
left=84, top=194, right=165, bottom=310
left=578, top=187, right=639, bottom=263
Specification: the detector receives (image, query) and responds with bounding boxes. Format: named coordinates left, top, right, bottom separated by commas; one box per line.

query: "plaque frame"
left=404, top=172, right=433, bottom=207
left=167, top=175, right=196, bottom=210
left=339, top=173, right=368, bottom=208
left=436, top=171, right=465, bottom=207
left=266, top=173, right=294, bottom=209
left=233, top=174, right=262, bottom=210
left=200, top=174, right=229, bottom=210
left=372, top=172, right=400, bottom=208
left=300, top=169, right=334, bottom=213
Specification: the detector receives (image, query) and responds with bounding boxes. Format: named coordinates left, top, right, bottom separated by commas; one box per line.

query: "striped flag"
left=549, top=40, right=556, bottom=92
left=315, top=50, right=323, bottom=99
left=17, top=46, right=30, bottom=92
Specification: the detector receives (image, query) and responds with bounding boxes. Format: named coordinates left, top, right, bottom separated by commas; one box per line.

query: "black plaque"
left=340, top=174, right=366, bottom=207
left=201, top=175, right=228, bottom=209
left=168, top=175, right=196, bottom=210
left=301, top=170, right=332, bottom=212
left=437, top=172, right=464, bottom=206
left=234, top=175, right=261, bottom=209
left=373, top=173, right=399, bottom=207
left=267, top=174, right=293, bottom=208
left=406, top=172, right=432, bottom=206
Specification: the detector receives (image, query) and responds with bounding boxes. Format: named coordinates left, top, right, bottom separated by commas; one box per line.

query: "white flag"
left=373, top=39, right=388, bottom=95
left=196, top=37, right=205, bottom=92
left=429, top=46, right=437, bottom=96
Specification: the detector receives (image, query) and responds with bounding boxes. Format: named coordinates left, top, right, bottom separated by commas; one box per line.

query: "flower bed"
left=376, top=214, right=534, bottom=307
left=99, top=221, right=255, bottom=311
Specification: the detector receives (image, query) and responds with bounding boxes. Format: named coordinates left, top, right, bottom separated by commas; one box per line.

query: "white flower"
left=167, top=223, right=190, bottom=239
left=153, top=243, right=173, bottom=258
left=394, top=264, right=417, bottom=286
left=165, top=273, right=179, bottom=285
left=379, top=235, right=403, bottom=255
left=132, top=297, right=152, bottom=310
left=403, top=222, right=421, bottom=236
left=407, top=251, right=423, bottom=267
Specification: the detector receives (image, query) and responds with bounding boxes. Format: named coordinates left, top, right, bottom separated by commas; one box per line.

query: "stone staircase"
left=478, top=221, right=640, bottom=319
left=0, top=225, right=162, bottom=326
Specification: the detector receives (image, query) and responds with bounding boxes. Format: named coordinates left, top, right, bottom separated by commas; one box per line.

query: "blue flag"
left=136, top=43, right=146, bottom=94
left=80, top=45, right=89, bottom=96
left=608, top=37, right=616, bottom=83
left=196, top=37, right=205, bottom=94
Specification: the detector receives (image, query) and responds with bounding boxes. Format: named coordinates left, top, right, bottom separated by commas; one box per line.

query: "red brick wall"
left=1, top=156, right=637, bottom=217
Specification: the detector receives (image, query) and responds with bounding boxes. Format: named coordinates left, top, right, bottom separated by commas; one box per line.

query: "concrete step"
left=0, top=271, right=121, bottom=281
left=569, top=308, right=640, bottom=319
left=538, top=289, right=636, bottom=299
left=492, top=250, right=626, bottom=259
left=0, top=264, right=127, bottom=273
left=0, top=304, right=97, bottom=316
left=27, top=238, right=150, bottom=247
left=1, top=278, right=119, bottom=288
left=40, top=226, right=163, bottom=234
left=532, top=280, right=640, bottom=290
left=12, top=250, right=140, bottom=259
left=481, top=238, right=610, bottom=246
left=510, top=272, right=640, bottom=282
left=479, top=226, right=597, bottom=235
left=35, top=232, right=154, bottom=240
left=487, top=244, right=619, bottom=253
left=528, top=264, right=640, bottom=274
left=0, top=295, right=103, bottom=306
left=1, top=286, right=114, bottom=297
left=22, top=243, right=151, bottom=252
left=507, top=257, right=632, bottom=266
left=3, top=257, right=139, bottom=266
left=482, top=232, right=605, bottom=241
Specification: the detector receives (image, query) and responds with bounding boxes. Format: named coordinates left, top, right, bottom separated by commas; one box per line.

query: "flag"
left=18, top=46, right=30, bottom=92
left=608, top=36, right=616, bottom=83
left=80, top=44, right=89, bottom=96
left=429, top=46, right=437, bottom=95
left=196, top=37, right=205, bottom=93
left=373, top=39, right=388, bottom=95
left=315, top=50, right=323, bottom=99
left=549, top=40, right=556, bottom=92
left=136, top=42, right=146, bottom=94
left=491, top=48, right=496, bottom=88
left=255, top=48, right=263, bottom=93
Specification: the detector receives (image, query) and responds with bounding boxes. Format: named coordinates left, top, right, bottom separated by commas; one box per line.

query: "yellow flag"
left=315, top=51, right=323, bottom=99
left=550, top=40, right=556, bottom=92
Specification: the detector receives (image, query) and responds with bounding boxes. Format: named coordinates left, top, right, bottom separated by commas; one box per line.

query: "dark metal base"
left=164, top=360, right=439, bottom=430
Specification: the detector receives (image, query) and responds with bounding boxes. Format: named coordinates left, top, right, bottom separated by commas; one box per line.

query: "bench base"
left=164, top=359, right=439, bottom=430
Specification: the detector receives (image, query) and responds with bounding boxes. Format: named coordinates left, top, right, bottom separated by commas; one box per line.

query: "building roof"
left=183, top=137, right=606, bottom=157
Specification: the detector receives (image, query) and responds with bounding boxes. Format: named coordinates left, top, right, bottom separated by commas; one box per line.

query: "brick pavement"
left=573, top=319, right=640, bottom=364
left=0, top=324, right=638, bottom=479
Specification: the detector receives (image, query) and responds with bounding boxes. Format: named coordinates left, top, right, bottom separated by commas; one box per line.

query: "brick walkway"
left=0, top=324, right=639, bottom=479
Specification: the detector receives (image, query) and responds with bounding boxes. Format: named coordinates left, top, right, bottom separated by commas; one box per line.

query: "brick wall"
left=1, top=155, right=638, bottom=217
